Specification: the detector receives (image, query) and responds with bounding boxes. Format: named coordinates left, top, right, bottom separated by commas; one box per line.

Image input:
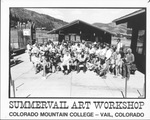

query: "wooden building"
left=113, top=9, right=146, bottom=73
left=10, top=21, right=36, bottom=53
left=48, top=20, right=115, bottom=44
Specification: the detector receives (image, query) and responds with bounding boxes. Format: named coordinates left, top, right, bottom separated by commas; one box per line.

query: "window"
left=136, top=30, right=145, bottom=54
left=65, top=35, right=69, bottom=41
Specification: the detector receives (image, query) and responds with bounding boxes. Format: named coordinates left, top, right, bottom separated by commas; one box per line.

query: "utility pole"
left=10, top=62, right=15, bottom=97
left=125, top=78, right=128, bottom=98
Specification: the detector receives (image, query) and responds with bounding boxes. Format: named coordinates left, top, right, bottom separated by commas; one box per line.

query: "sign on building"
left=23, top=29, right=31, bottom=36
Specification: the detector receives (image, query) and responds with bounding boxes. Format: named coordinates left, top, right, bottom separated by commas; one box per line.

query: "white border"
left=1, top=0, right=150, bottom=119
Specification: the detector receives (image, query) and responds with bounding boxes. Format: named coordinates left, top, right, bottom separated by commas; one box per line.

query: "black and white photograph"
left=9, top=7, right=146, bottom=98
left=1, top=0, right=150, bottom=119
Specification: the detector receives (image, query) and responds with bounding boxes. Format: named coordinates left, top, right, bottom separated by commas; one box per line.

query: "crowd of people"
left=26, top=38, right=136, bottom=80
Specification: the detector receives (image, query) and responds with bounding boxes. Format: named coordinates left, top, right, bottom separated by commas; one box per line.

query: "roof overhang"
left=113, top=9, right=146, bottom=29
left=47, top=20, right=116, bottom=36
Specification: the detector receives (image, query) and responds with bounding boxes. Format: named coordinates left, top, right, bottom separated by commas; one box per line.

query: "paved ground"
left=10, top=52, right=145, bottom=98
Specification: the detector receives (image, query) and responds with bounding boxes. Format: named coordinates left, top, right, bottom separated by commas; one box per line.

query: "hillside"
left=93, top=22, right=128, bottom=35
left=10, top=8, right=130, bottom=35
left=10, top=8, right=68, bottom=31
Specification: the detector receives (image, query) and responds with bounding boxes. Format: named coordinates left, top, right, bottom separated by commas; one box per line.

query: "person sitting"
left=76, top=43, right=82, bottom=54
left=89, top=45, right=96, bottom=57
left=99, top=58, right=107, bottom=78
left=109, top=47, right=116, bottom=74
left=95, top=46, right=101, bottom=57
left=86, top=53, right=95, bottom=71
left=60, top=51, right=71, bottom=74
left=93, top=57, right=101, bottom=75
left=100, top=44, right=107, bottom=59
left=77, top=52, right=87, bottom=73
left=53, top=52, right=62, bottom=72
left=32, top=52, right=42, bottom=74
left=41, top=50, right=52, bottom=78
left=48, top=51, right=56, bottom=73
left=70, top=53, right=77, bottom=71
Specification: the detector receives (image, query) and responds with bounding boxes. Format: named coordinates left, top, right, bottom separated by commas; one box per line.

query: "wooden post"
left=10, top=70, right=15, bottom=97
left=30, top=21, right=33, bottom=44
left=131, top=27, right=138, bottom=54
left=143, top=81, right=145, bottom=97
left=43, top=62, right=46, bottom=79
left=125, top=77, right=127, bottom=98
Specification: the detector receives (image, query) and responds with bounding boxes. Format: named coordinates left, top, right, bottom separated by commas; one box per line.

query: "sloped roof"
left=113, top=9, right=145, bottom=24
left=47, top=20, right=116, bottom=35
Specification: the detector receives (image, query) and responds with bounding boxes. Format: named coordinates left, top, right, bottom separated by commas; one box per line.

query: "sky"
left=26, top=8, right=140, bottom=24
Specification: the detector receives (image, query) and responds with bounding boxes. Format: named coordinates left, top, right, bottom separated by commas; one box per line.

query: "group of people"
left=26, top=38, right=135, bottom=80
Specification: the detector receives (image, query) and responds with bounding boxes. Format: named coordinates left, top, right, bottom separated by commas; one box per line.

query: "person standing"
left=26, top=42, right=32, bottom=62
left=126, top=48, right=135, bottom=79
left=116, top=38, right=123, bottom=52
left=122, top=48, right=135, bottom=80
left=114, top=51, right=121, bottom=77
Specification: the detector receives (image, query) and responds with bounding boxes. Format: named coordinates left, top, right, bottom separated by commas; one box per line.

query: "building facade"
left=48, top=20, right=114, bottom=44
left=113, top=9, right=146, bottom=73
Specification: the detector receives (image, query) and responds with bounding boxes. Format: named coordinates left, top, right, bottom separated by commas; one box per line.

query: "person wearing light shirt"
left=77, top=52, right=87, bottom=73
left=101, top=46, right=107, bottom=58
left=76, top=44, right=82, bottom=53
left=26, top=43, right=32, bottom=62
left=80, top=42, right=85, bottom=50
left=71, top=43, right=77, bottom=51
left=60, top=52, right=71, bottom=73
left=89, top=46, right=96, bottom=54
left=95, top=46, right=101, bottom=56
left=47, top=43, right=52, bottom=50
left=105, top=47, right=112, bottom=60
left=116, top=38, right=123, bottom=52
left=32, top=52, right=41, bottom=74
